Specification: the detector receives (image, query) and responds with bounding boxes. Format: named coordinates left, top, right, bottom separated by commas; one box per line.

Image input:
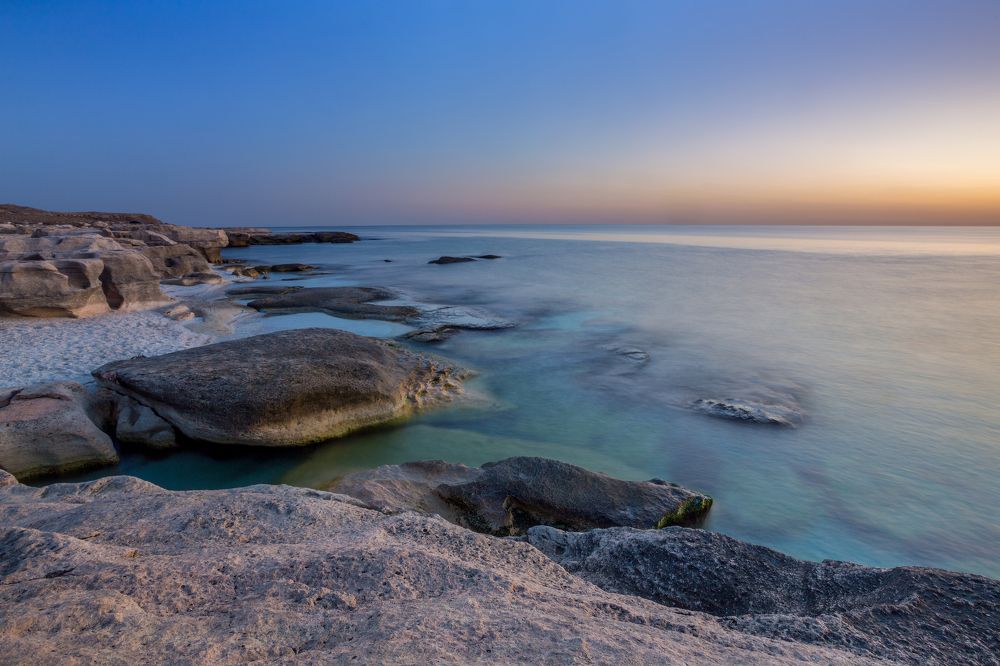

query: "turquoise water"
left=62, top=225, right=1000, bottom=578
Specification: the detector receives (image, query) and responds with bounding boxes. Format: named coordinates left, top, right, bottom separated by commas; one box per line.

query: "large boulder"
left=528, top=525, right=1000, bottom=665
left=0, top=382, right=118, bottom=481
left=93, top=328, right=466, bottom=446
left=330, top=457, right=714, bottom=535
left=0, top=475, right=898, bottom=664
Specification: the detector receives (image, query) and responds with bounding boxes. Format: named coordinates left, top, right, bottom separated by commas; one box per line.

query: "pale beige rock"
left=0, top=382, right=118, bottom=480
left=0, top=476, right=879, bottom=665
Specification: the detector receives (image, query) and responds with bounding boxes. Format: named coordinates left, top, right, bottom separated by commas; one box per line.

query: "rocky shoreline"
left=1, top=205, right=998, bottom=663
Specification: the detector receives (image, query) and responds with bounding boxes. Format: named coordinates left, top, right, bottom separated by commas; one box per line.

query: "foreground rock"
left=0, top=382, right=118, bottom=480
left=94, top=328, right=465, bottom=446
left=0, top=476, right=906, bottom=664
left=330, top=457, right=713, bottom=535
left=528, top=525, right=1000, bottom=665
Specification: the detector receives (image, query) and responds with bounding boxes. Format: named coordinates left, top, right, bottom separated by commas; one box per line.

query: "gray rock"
left=0, top=382, right=118, bottom=480
left=0, top=475, right=881, bottom=664
left=113, top=396, right=178, bottom=450
left=330, top=457, right=713, bottom=535
left=0, top=258, right=110, bottom=317
left=527, top=525, right=1000, bottom=665
left=93, top=328, right=466, bottom=446
left=429, top=255, right=476, bottom=264
left=693, top=397, right=802, bottom=426
left=247, top=286, right=420, bottom=321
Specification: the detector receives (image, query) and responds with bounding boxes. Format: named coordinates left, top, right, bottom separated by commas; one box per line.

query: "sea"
left=59, top=225, right=1000, bottom=578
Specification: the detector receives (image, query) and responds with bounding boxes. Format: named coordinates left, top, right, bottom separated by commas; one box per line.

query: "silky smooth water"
left=61, top=226, right=1000, bottom=578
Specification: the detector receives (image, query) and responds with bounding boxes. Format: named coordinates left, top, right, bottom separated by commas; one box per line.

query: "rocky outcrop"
left=330, top=457, right=713, bottom=535
left=528, top=525, right=1000, bottom=665
left=0, top=475, right=919, bottom=665
left=0, top=205, right=233, bottom=318
left=0, top=382, right=118, bottom=480
left=0, top=204, right=228, bottom=262
left=93, top=328, right=466, bottom=446
left=112, top=396, right=177, bottom=450
left=692, top=397, right=802, bottom=426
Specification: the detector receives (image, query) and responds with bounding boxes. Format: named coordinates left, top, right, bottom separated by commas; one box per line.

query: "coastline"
left=1, top=207, right=998, bottom=664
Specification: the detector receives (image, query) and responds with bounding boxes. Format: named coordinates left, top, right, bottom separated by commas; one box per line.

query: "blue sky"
left=2, top=1, right=998, bottom=226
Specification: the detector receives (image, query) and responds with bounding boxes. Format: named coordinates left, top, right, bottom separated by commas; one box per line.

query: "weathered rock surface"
left=246, top=286, right=420, bottom=321
left=0, top=476, right=900, bottom=665
left=93, top=328, right=466, bottom=446
left=0, top=205, right=232, bottom=318
left=0, top=382, right=118, bottom=480
left=528, top=525, right=1000, bottom=665
left=330, top=457, right=713, bottom=535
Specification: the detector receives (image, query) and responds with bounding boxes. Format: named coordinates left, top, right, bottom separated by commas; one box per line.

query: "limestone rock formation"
left=0, top=382, right=118, bottom=480
left=330, top=457, right=713, bottom=535
left=527, top=525, right=1000, bottom=665
left=93, top=328, right=466, bottom=446
left=0, top=475, right=907, bottom=664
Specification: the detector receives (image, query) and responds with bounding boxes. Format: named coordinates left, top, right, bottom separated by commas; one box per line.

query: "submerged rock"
left=692, top=397, right=801, bottom=426
left=429, top=256, right=476, bottom=264
left=528, top=525, right=1000, bottom=665
left=0, top=382, right=118, bottom=480
left=331, top=457, right=713, bottom=535
left=93, top=328, right=466, bottom=446
left=0, top=475, right=897, bottom=664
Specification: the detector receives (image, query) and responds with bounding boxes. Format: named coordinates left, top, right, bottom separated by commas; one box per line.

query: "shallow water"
left=60, top=225, right=1000, bottom=578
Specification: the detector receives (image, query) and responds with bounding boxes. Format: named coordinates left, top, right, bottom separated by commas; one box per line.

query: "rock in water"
left=527, top=525, right=1000, bottom=665
left=0, top=475, right=905, bottom=664
left=692, top=397, right=802, bottom=426
left=330, top=457, right=713, bottom=535
left=0, top=382, right=118, bottom=480
left=245, top=286, right=420, bottom=321
left=93, top=328, right=465, bottom=446
left=429, top=256, right=476, bottom=264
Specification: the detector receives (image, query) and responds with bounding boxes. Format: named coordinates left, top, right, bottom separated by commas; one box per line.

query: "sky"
left=2, top=0, right=999, bottom=227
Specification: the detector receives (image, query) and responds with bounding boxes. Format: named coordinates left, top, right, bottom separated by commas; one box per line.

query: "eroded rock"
left=330, top=457, right=713, bottom=535
left=93, top=328, right=466, bottom=446
left=0, top=382, right=118, bottom=480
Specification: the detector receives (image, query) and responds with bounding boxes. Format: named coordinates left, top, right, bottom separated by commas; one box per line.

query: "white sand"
left=0, top=310, right=213, bottom=387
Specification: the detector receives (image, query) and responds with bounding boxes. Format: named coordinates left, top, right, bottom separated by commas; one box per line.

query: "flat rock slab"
left=528, top=525, right=1000, bottom=665
left=93, top=328, right=465, bottom=446
left=246, top=286, right=420, bottom=321
left=330, top=456, right=713, bottom=535
left=0, top=475, right=890, bottom=664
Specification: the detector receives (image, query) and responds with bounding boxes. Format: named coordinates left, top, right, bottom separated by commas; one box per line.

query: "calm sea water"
left=63, top=225, right=1000, bottom=578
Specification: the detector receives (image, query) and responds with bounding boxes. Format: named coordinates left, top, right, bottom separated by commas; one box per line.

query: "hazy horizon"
left=3, top=1, right=999, bottom=228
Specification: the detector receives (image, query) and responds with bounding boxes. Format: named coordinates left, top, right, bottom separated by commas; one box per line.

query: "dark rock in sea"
left=235, top=231, right=360, bottom=245
left=429, top=256, right=476, bottom=264
left=226, top=284, right=303, bottom=297
left=0, top=382, right=118, bottom=480
left=246, top=286, right=421, bottom=321
left=692, top=397, right=801, bottom=426
left=601, top=344, right=650, bottom=364
left=266, top=263, right=318, bottom=272
left=474, top=254, right=502, bottom=259
left=0, top=474, right=897, bottom=664
left=402, top=327, right=460, bottom=343
left=330, top=457, right=713, bottom=535
left=528, top=525, right=1000, bottom=665
left=92, top=328, right=465, bottom=446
